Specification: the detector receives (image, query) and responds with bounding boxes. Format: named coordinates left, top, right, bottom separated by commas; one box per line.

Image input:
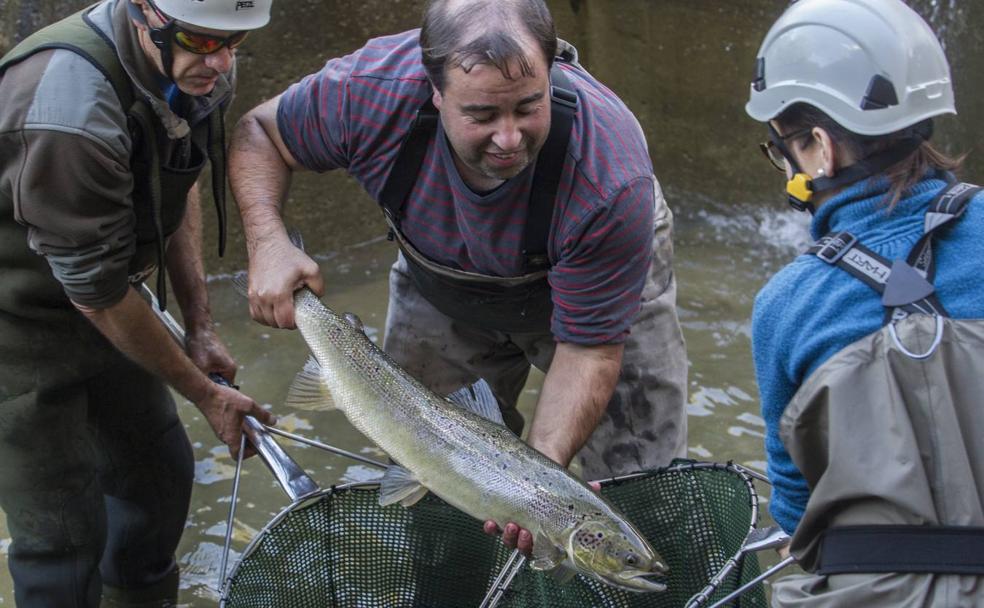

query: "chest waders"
left=378, top=55, right=578, bottom=334
left=0, top=5, right=228, bottom=313
left=782, top=182, right=984, bottom=587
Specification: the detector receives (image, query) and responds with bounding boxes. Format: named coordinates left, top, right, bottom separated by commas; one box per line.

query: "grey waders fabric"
left=383, top=202, right=687, bottom=480
left=773, top=299, right=984, bottom=602
left=0, top=324, right=193, bottom=608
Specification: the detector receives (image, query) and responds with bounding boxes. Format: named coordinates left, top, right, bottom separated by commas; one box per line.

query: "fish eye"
left=624, top=553, right=638, bottom=567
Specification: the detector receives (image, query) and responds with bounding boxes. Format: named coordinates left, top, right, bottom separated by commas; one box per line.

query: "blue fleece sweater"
left=751, top=171, right=984, bottom=534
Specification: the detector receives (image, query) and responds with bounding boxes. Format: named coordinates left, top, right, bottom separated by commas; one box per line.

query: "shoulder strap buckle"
left=815, top=231, right=857, bottom=264
left=550, top=84, right=577, bottom=109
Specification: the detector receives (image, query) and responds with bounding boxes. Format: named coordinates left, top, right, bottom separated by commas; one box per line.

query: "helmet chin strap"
left=127, top=0, right=177, bottom=81
left=785, top=128, right=929, bottom=214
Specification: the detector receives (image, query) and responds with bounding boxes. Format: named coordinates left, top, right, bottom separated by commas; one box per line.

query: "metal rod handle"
left=141, top=284, right=319, bottom=500
left=479, top=550, right=527, bottom=608
left=705, top=555, right=797, bottom=608
left=218, top=433, right=247, bottom=591
left=261, top=425, right=388, bottom=470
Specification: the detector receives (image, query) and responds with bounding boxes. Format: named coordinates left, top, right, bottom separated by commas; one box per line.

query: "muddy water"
left=1, top=0, right=982, bottom=604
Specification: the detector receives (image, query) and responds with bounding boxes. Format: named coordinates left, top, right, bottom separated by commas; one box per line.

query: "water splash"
left=911, top=0, right=965, bottom=51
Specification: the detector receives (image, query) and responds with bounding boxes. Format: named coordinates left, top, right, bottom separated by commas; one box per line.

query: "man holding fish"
left=230, top=0, right=686, bottom=554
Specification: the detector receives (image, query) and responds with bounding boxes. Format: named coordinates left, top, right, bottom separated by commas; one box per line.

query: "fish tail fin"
left=287, top=226, right=305, bottom=251
left=285, top=356, right=336, bottom=411
left=231, top=271, right=249, bottom=298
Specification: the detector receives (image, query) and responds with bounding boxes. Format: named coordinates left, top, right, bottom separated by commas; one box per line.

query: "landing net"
left=223, top=460, right=766, bottom=607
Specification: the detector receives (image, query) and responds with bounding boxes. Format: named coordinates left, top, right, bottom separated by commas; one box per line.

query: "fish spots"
left=574, top=528, right=605, bottom=549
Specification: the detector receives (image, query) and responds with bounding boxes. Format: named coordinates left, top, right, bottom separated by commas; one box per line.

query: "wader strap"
left=129, top=101, right=168, bottom=311
left=208, top=107, right=228, bottom=257
left=817, top=526, right=984, bottom=575
left=808, top=181, right=979, bottom=320
left=378, top=61, right=578, bottom=273
left=378, top=98, right=439, bottom=229
left=523, top=66, right=576, bottom=269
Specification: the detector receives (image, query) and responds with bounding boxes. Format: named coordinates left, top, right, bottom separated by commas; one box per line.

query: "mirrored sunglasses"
left=173, top=28, right=249, bottom=55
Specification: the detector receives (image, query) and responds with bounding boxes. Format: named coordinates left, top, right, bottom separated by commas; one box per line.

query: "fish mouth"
left=605, top=570, right=668, bottom=593
left=628, top=571, right=668, bottom=593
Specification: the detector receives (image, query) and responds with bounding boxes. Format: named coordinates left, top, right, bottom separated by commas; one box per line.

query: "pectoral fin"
left=529, top=537, right=578, bottom=584
left=379, top=465, right=428, bottom=507
left=446, top=379, right=505, bottom=426
left=529, top=535, right=565, bottom=571
left=285, top=356, right=335, bottom=411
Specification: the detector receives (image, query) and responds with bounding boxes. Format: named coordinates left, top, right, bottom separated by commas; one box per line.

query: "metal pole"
left=141, top=284, right=319, bottom=501
left=705, top=555, right=797, bottom=608
left=261, top=425, right=388, bottom=470
left=218, top=433, right=248, bottom=592
left=479, top=550, right=527, bottom=608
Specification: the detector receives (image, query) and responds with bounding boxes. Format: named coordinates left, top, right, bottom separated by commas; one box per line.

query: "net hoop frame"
left=219, top=460, right=770, bottom=608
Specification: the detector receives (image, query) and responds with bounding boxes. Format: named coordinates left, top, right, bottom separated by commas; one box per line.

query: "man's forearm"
left=166, top=183, right=211, bottom=332
left=228, top=95, right=296, bottom=255
left=74, top=287, right=213, bottom=403
left=527, top=342, right=624, bottom=467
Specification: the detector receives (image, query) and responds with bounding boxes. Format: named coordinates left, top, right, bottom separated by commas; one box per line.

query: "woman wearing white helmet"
left=746, top=0, right=984, bottom=605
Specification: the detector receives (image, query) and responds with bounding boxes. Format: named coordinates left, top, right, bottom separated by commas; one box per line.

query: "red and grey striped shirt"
left=277, top=29, right=656, bottom=345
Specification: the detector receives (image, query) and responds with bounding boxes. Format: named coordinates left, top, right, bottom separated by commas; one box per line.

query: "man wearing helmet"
left=0, top=1, right=273, bottom=605
left=747, top=0, right=984, bottom=605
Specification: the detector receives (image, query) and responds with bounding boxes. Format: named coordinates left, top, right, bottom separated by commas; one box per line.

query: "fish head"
left=566, top=517, right=669, bottom=593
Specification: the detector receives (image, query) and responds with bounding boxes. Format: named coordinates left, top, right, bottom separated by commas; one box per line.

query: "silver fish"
left=238, top=272, right=668, bottom=593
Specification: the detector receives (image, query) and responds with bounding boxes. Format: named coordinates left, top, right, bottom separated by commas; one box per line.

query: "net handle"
left=141, top=284, right=320, bottom=501
left=682, top=464, right=791, bottom=608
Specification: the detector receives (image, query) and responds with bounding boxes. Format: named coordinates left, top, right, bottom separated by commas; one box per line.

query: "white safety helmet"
left=745, top=0, right=955, bottom=136
left=150, top=0, right=272, bottom=31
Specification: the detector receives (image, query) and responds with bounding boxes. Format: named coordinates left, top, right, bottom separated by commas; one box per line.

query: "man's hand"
left=197, top=382, right=275, bottom=459
left=484, top=481, right=601, bottom=554
left=247, top=234, right=324, bottom=329
left=185, top=325, right=238, bottom=381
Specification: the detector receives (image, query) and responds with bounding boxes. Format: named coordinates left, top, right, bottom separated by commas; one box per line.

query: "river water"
left=0, top=0, right=981, bottom=604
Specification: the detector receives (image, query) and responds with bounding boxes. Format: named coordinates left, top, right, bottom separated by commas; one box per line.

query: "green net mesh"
left=224, top=461, right=767, bottom=608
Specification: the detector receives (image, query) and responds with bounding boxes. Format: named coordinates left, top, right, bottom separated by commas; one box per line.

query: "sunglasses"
left=147, top=0, right=248, bottom=55
left=759, top=127, right=812, bottom=172
left=173, top=28, right=248, bottom=54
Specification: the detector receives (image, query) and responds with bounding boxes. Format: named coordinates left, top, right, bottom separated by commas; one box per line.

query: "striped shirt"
left=278, top=29, right=656, bottom=344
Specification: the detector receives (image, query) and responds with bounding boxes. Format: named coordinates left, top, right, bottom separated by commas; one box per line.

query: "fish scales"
left=289, top=287, right=668, bottom=592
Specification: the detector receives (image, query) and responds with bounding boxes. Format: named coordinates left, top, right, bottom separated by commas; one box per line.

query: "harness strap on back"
left=378, top=60, right=579, bottom=273
left=807, top=180, right=979, bottom=321
left=817, top=526, right=984, bottom=575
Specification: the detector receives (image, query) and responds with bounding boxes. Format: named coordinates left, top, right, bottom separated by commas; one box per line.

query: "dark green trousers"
left=0, top=315, right=194, bottom=608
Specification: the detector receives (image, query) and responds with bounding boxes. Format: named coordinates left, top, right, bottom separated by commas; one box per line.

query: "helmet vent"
left=752, top=57, right=766, bottom=92
left=861, top=74, right=899, bottom=110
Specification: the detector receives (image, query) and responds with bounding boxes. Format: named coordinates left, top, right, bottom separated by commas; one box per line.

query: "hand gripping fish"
left=236, top=240, right=668, bottom=593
